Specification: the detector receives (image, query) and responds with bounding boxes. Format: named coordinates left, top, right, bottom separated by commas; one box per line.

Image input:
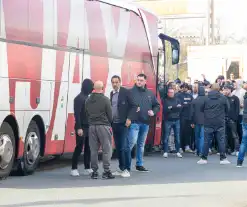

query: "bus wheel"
left=0, top=122, right=16, bottom=180
left=18, top=120, right=40, bottom=176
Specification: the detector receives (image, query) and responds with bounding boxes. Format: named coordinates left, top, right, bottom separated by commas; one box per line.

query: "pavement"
left=1, top=153, right=247, bottom=207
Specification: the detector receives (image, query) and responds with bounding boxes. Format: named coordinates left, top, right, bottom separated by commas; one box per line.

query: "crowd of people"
left=161, top=73, right=247, bottom=167
left=71, top=74, right=160, bottom=179
left=70, top=72, right=247, bottom=180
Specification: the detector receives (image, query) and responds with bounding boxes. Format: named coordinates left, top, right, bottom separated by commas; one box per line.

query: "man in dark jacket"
left=191, top=86, right=205, bottom=156
left=162, top=88, right=182, bottom=158
left=71, top=79, right=94, bottom=177
left=223, top=84, right=240, bottom=155
left=110, top=75, right=136, bottom=178
left=197, top=83, right=230, bottom=165
left=175, top=83, right=193, bottom=152
left=237, top=92, right=247, bottom=167
left=126, top=73, right=160, bottom=172
left=85, top=81, right=114, bottom=179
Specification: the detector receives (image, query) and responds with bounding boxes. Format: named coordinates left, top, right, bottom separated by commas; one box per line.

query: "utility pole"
left=207, top=0, right=215, bottom=45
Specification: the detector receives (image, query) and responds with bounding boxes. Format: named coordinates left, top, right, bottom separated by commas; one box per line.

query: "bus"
left=0, top=0, right=179, bottom=179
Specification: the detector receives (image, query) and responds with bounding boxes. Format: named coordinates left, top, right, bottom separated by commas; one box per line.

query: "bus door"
left=63, top=51, right=85, bottom=153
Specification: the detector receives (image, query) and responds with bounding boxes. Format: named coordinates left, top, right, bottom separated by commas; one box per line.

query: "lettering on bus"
left=1, top=0, right=155, bottom=155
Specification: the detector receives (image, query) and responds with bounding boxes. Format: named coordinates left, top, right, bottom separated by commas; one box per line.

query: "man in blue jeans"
left=110, top=75, right=136, bottom=177
left=126, top=73, right=160, bottom=173
left=237, top=91, right=247, bottom=167
left=162, top=88, right=182, bottom=158
left=191, top=86, right=205, bottom=156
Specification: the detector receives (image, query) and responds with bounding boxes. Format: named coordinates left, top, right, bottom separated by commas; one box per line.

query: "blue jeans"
left=125, top=123, right=149, bottom=170
left=238, top=122, right=247, bottom=162
left=163, top=120, right=180, bottom=153
left=195, top=124, right=204, bottom=155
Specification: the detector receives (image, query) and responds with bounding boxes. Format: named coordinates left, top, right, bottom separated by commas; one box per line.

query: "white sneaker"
left=112, top=169, right=123, bottom=176
left=220, top=159, right=231, bottom=165
left=163, top=152, right=168, bottom=158
left=70, top=169, right=80, bottom=177
left=185, top=147, right=193, bottom=153
left=231, top=151, right=236, bottom=156
left=176, top=152, right=182, bottom=158
left=83, top=169, right=93, bottom=175
left=197, top=159, right=208, bottom=165
left=179, top=148, right=183, bottom=153
left=121, top=170, right=130, bottom=178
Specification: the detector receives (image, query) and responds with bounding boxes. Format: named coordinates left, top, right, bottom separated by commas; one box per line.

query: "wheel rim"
left=0, top=135, right=14, bottom=170
left=26, top=132, right=40, bottom=165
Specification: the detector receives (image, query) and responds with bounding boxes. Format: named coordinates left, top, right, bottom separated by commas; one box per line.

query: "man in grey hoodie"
left=85, top=81, right=114, bottom=179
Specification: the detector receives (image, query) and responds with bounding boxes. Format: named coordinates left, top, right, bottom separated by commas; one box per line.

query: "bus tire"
left=17, top=120, right=41, bottom=176
left=0, top=122, right=16, bottom=180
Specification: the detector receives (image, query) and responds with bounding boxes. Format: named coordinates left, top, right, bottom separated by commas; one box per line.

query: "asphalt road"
left=1, top=153, right=247, bottom=207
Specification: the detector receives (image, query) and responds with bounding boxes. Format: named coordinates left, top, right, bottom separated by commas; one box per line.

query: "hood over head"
left=235, top=79, right=244, bottom=89
left=81, top=79, right=94, bottom=95
left=208, top=90, right=221, bottom=100
left=198, top=86, right=205, bottom=96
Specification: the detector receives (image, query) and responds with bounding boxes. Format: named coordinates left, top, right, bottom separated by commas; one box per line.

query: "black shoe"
left=237, top=160, right=243, bottom=167
left=91, top=171, right=99, bottom=179
left=136, top=166, right=149, bottom=172
left=102, top=171, right=115, bottom=179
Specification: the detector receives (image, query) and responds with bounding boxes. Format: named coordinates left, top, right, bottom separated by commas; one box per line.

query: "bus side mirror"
left=171, top=43, right=180, bottom=65
left=158, top=33, right=180, bottom=65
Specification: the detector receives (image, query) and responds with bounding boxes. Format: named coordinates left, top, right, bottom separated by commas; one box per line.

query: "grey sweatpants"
left=89, top=125, right=112, bottom=172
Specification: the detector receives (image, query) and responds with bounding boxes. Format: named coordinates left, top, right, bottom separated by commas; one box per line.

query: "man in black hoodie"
left=71, top=79, right=94, bottom=177
left=191, top=86, right=205, bottom=156
left=223, top=84, right=240, bottom=155
left=175, top=83, right=193, bottom=152
left=85, top=81, right=114, bottom=179
left=126, top=73, right=160, bottom=172
left=162, top=88, right=183, bottom=158
left=197, top=83, right=230, bottom=165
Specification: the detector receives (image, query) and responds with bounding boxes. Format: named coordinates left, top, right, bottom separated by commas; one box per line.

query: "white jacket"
left=232, top=80, right=245, bottom=115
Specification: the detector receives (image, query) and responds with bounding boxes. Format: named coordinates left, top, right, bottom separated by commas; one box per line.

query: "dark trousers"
left=180, top=118, right=192, bottom=149
left=112, top=123, right=128, bottom=171
left=71, top=128, right=91, bottom=170
left=202, top=126, right=226, bottom=160
left=226, top=118, right=240, bottom=152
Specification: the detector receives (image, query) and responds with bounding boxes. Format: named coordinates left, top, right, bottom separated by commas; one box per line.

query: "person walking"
left=125, top=73, right=160, bottom=172
left=197, top=83, right=231, bottom=165
left=110, top=75, right=136, bottom=178
left=85, top=81, right=114, bottom=179
left=70, top=79, right=94, bottom=177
